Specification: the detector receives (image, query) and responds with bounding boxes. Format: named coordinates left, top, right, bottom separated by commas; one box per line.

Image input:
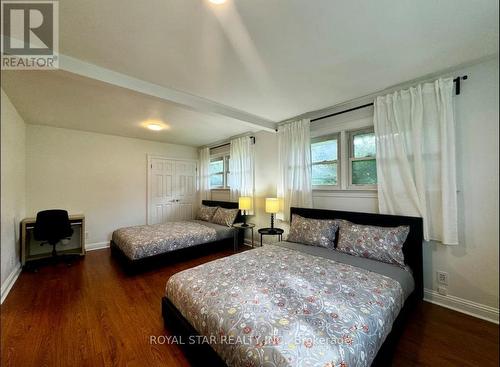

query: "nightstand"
left=232, top=223, right=255, bottom=251
left=258, top=227, right=284, bottom=246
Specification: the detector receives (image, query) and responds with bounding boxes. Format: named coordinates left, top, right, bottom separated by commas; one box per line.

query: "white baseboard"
left=85, top=241, right=110, bottom=251
left=424, top=289, right=499, bottom=324
left=1, top=263, right=22, bottom=304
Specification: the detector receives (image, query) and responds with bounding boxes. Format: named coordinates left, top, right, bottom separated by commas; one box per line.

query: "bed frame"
left=161, top=207, right=424, bottom=366
left=111, top=200, right=243, bottom=273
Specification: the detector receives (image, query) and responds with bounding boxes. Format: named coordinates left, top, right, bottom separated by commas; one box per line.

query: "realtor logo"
left=1, top=1, right=59, bottom=69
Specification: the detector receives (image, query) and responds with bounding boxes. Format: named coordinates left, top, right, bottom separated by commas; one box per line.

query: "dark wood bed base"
left=162, top=207, right=424, bottom=366
left=111, top=200, right=243, bottom=273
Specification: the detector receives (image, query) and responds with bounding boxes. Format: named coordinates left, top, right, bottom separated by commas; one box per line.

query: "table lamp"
left=265, top=198, right=280, bottom=230
left=238, top=196, right=252, bottom=227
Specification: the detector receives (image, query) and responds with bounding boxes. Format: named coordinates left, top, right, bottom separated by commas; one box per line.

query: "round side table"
left=257, top=227, right=284, bottom=246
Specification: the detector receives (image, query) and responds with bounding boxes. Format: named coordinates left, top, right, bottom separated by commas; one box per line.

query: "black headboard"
left=290, top=207, right=424, bottom=300
left=202, top=200, right=242, bottom=223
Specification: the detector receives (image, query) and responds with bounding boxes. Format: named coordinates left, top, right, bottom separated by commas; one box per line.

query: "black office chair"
left=34, top=210, right=74, bottom=260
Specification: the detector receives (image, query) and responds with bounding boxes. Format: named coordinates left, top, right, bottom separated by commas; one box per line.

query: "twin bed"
left=162, top=206, right=423, bottom=367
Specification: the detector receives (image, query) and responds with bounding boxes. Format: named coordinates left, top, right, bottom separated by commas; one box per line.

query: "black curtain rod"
left=209, top=136, right=255, bottom=150
left=310, top=75, right=468, bottom=123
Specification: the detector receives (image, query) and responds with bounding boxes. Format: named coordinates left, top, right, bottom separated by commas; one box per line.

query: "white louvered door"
left=148, top=157, right=197, bottom=224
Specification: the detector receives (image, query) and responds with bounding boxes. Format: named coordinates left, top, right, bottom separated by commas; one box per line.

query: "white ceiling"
left=1, top=70, right=252, bottom=146
left=2, top=0, right=499, bottom=146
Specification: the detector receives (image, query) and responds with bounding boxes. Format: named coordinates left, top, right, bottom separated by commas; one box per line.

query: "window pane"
left=210, top=174, right=223, bottom=187
left=312, top=163, right=337, bottom=185
left=353, top=132, right=376, bottom=158
left=352, top=159, right=377, bottom=185
left=311, top=139, right=337, bottom=163
left=209, top=159, right=223, bottom=174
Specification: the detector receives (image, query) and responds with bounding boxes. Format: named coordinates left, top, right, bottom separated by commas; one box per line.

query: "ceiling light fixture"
left=209, top=0, right=226, bottom=4
left=147, top=123, right=163, bottom=131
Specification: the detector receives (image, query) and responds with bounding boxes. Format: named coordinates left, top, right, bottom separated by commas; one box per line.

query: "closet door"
left=174, top=161, right=196, bottom=220
left=148, top=158, right=175, bottom=224
left=148, top=157, right=197, bottom=224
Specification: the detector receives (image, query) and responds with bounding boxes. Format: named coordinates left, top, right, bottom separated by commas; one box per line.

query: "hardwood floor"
left=1, top=247, right=498, bottom=367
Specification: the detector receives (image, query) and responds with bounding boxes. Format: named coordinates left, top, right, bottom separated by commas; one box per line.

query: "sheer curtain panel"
left=277, top=119, right=313, bottom=222
left=229, top=136, right=255, bottom=213
left=199, top=147, right=211, bottom=203
left=374, top=78, right=458, bottom=245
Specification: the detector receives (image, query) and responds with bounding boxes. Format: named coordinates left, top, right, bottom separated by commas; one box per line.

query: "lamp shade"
left=238, top=197, right=252, bottom=211
left=265, top=198, right=280, bottom=214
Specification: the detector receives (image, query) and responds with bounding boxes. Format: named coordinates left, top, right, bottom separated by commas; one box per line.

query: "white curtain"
left=277, top=119, right=313, bottom=222
left=199, top=147, right=211, bottom=203
left=374, top=78, right=458, bottom=245
left=229, top=136, right=255, bottom=213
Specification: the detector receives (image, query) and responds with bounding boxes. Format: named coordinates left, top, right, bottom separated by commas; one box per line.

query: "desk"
left=21, top=214, right=86, bottom=266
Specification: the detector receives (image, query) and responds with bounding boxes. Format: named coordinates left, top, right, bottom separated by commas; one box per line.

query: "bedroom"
left=0, top=0, right=498, bottom=366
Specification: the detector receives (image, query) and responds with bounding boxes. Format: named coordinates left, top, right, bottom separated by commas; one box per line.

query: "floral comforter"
left=166, top=245, right=405, bottom=367
left=112, top=221, right=218, bottom=260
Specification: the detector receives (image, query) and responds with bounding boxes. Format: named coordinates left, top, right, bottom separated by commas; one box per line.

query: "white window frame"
left=311, top=133, right=340, bottom=190
left=347, top=127, right=377, bottom=190
left=209, top=153, right=230, bottom=189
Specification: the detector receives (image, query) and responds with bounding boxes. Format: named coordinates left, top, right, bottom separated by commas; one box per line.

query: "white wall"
left=215, top=58, right=499, bottom=317
left=1, top=89, right=26, bottom=288
left=26, top=125, right=197, bottom=246
left=425, top=57, right=498, bottom=310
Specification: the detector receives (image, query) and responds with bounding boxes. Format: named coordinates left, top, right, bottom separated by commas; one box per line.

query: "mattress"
left=191, top=220, right=235, bottom=242
left=274, top=241, right=415, bottom=300
left=165, top=243, right=414, bottom=367
left=112, top=220, right=234, bottom=260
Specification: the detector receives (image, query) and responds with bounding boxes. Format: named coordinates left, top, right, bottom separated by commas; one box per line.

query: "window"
left=311, top=135, right=339, bottom=187
left=349, top=128, right=377, bottom=187
left=209, top=154, right=230, bottom=189
left=311, top=126, right=377, bottom=190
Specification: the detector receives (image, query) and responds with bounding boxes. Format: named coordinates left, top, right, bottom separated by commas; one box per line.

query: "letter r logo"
left=2, top=2, right=55, bottom=55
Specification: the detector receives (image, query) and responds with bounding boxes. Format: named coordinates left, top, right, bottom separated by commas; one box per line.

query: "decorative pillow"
left=336, top=220, right=409, bottom=267
left=286, top=214, right=339, bottom=249
left=210, top=207, right=239, bottom=227
left=196, top=205, right=218, bottom=222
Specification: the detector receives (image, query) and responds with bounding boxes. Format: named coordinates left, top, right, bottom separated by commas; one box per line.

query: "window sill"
left=210, top=188, right=230, bottom=191
left=312, top=189, right=377, bottom=199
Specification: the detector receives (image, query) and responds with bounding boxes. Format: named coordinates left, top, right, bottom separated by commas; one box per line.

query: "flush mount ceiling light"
left=147, top=123, right=163, bottom=131
left=209, top=0, right=226, bottom=4
left=141, top=120, right=169, bottom=131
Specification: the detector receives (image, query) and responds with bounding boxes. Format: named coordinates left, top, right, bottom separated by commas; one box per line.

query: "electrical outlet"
left=437, top=286, right=448, bottom=296
left=437, top=271, right=449, bottom=285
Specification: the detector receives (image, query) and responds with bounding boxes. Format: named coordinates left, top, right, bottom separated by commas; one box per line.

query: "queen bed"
left=162, top=207, right=423, bottom=367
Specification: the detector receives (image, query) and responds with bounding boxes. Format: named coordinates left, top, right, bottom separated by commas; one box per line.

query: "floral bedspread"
left=112, top=221, right=217, bottom=260
left=166, top=245, right=405, bottom=367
